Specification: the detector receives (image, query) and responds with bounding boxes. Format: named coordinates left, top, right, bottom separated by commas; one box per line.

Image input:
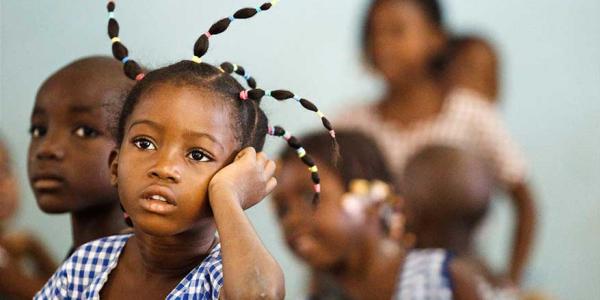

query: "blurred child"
left=338, top=0, right=536, bottom=283
left=273, top=130, right=396, bottom=299
left=0, top=137, right=57, bottom=299
left=27, top=56, right=134, bottom=255
left=402, top=145, right=518, bottom=299
left=444, top=35, right=500, bottom=103
left=275, top=130, right=489, bottom=299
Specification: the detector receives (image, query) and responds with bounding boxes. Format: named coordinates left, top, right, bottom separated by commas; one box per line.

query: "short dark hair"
left=282, top=130, right=394, bottom=188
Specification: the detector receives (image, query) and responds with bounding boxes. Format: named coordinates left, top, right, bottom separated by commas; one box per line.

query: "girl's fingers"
left=256, top=151, right=268, bottom=167
left=236, top=147, right=256, bottom=161
left=264, top=159, right=276, bottom=179
left=265, top=177, right=278, bottom=196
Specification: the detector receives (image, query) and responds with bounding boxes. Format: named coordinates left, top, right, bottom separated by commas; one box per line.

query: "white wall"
left=1, top=1, right=599, bottom=299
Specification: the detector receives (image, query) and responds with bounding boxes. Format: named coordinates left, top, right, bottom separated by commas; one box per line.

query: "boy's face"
left=27, top=69, right=121, bottom=214
left=0, top=145, right=19, bottom=220
left=111, top=84, right=238, bottom=237
left=274, top=159, right=363, bottom=271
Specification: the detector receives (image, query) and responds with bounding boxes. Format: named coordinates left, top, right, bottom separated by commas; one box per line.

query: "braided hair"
left=106, top=1, right=334, bottom=211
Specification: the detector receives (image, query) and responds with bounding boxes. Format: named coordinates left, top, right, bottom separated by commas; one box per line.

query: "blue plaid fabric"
left=35, top=234, right=223, bottom=300
left=396, top=249, right=453, bottom=300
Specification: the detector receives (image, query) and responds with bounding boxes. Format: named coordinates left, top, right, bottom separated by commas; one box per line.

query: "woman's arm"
left=508, top=182, right=537, bottom=284
left=209, top=148, right=284, bottom=300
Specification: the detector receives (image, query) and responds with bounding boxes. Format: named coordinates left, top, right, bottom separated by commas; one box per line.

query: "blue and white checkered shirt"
left=396, top=249, right=453, bottom=300
left=35, top=234, right=223, bottom=300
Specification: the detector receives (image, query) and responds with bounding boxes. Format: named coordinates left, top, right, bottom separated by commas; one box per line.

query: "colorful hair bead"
left=268, top=125, right=322, bottom=204
left=239, top=90, right=249, bottom=100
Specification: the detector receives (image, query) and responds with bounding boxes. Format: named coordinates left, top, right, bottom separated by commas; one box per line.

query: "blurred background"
left=1, top=0, right=599, bottom=298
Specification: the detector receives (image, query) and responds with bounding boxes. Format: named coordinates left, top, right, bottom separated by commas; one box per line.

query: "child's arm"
left=208, top=147, right=284, bottom=300
left=2, top=231, right=58, bottom=277
left=450, top=259, right=483, bottom=300
left=0, top=258, right=48, bottom=299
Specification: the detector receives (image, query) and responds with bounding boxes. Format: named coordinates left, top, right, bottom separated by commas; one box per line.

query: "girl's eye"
left=187, top=149, right=211, bottom=162
left=133, top=138, right=156, bottom=150
left=74, top=126, right=99, bottom=138
left=29, top=125, right=47, bottom=138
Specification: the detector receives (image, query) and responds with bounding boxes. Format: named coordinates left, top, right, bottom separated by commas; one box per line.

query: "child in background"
left=27, top=56, right=134, bottom=256
left=402, top=145, right=518, bottom=299
left=338, top=0, right=536, bottom=284
left=0, top=137, right=57, bottom=299
left=275, top=130, right=487, bottom=299
left=273, top=130, right=396, bottom=299
left=444, top=35, right=500, bottom=103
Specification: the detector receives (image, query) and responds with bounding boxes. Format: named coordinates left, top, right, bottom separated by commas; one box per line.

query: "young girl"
left=338, top=0, right=536, bottom=284
left=28, top=56, right=134, bottom=255
left=0, top=137, right=57, bottom=299
left=274, top=130, right=484, bottom=299
left=37, top=1, right=337, bottom=298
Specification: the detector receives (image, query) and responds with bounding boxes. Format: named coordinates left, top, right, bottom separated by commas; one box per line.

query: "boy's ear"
left=108, top=149, right=120, bottom=187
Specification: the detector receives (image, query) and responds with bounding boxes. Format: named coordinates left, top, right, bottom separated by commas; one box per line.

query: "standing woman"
left=336, top=0, right=536, bottom=285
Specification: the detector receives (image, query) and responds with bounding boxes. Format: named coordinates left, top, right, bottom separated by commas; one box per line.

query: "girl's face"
left=111, top=84, right=238, bottom=237
left=0, top=145, right=19, bottom=221
left=369, top=0, right=444, bottom=84
left=274, top=159, right=366, bottom=271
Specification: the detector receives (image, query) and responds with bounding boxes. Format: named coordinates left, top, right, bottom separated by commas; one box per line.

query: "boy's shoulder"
left=398, top=249, right=453, bottom=299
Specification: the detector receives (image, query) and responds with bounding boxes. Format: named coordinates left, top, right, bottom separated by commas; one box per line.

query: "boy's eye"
left=302, top=190, right=315, bottom=205
left=74, top=126, right=99, bottom=138
left=133, top=138, right=156, bottom=150
left=187, top=149, right=211, bottom=162
left=276, top=203, right=289, bottom=219
left=29, top=125, right=47, bottom=138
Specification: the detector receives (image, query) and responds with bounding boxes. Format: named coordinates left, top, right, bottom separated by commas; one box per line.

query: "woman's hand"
left=208, top=147, right=277, bottom=210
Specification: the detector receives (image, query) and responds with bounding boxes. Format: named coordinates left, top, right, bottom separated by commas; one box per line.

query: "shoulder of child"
left=1, top=230, right=39, bottom=254
left=447, top=88, right=496, bottom=114
left=449, top=257, right=483, bottom=300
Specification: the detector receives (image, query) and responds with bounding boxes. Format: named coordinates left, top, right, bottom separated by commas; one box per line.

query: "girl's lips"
left=140, top=185, right=177, bottom=206
left=138, top=185, right=178, bottom=214
left=139, top=197, right=178, bottom=214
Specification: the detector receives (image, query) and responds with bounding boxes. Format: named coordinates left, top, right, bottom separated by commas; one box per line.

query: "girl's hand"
left=209, top=147, right=277, bottom=210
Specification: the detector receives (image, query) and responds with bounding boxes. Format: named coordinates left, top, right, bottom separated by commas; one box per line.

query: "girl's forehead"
left=129, top=84, right=237, bottom=148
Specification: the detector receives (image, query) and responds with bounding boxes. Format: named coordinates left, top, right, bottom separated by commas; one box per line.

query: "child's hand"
left=209, top=147, right=277, bottom=210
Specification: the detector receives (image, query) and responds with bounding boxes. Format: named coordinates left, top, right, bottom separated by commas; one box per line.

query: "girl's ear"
left=108, top=149, right=120, bottom=187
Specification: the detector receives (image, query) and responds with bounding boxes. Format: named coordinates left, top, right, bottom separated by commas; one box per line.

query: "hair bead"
left=239, top=90, right=249, bottom=100
left=269, top=125, right=322, bottom=205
